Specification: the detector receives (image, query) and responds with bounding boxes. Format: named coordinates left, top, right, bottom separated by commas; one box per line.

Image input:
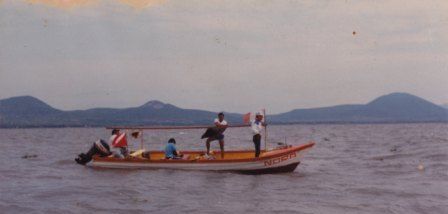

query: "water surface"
left=0, top=124, right=447, bottom=213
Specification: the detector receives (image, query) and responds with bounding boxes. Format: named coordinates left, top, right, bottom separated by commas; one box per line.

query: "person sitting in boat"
left=201, top=112, right=228, bottom=159
left=109, top=129, right=130, bottom=158
left=251, top=112, right=267, bottom=158
left=165, top=138, right=182, bottom=159
left=75, top=139, right=111, bottom=165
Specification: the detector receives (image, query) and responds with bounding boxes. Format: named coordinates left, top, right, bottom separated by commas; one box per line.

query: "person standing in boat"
left=204, top=112, right=228, bottom=159
left=251, top=112, right=267, bottom=158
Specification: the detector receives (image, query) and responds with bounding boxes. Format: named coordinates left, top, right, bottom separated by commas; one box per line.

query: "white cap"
left=255, top=112, right=263, bottom=116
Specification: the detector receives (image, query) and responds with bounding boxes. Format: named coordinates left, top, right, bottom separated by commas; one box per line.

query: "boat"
left=84, top=125, right=315, bottom=174
left=90, top=142, right=314, bottom=174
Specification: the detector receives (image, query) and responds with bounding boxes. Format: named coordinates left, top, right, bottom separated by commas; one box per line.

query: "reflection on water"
left=0, top=124, right=447, bottom=213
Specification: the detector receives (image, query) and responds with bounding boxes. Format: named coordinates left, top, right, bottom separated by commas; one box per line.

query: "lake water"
left=0, top=124, right=447, bottom=214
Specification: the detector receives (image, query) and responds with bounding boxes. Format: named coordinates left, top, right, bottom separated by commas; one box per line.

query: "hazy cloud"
left=27, top=0, right=99, bottom=9
left=1, top=0, right=447, bottom=113
left=118, top=0, right=165, bottom=10
left=26, top=0, right=165, bottom=10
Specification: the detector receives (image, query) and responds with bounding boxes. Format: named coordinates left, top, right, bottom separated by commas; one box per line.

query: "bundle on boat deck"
left=201, top=127, right=220, bottom=139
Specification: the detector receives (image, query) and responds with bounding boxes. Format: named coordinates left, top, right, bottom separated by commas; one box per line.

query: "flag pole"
left=140, top=129, right=144, bottom=150
left=263, top=109, right=267, bottom=153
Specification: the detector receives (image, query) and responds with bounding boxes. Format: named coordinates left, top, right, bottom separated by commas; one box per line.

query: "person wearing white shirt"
left=205, top=112, right=228, bottom=159
left=251, top=112, right=267, bottom=158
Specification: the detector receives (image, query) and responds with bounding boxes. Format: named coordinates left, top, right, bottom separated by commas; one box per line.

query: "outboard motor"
left=75, top=139, right=111, bottom=165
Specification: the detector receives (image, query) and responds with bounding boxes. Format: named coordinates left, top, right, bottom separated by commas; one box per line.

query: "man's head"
left=255, top=112, right=263, bottom=122
left=168, top=138, right=176, bottom=144
left=111, top=129, right=120, bottom=135
left=218, top=112, right=225, bottom=121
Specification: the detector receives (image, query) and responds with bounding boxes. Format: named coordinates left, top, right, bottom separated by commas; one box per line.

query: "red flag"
left=112, top=133, right=128, bottom=148
left=243, top=109, right=266, bottom=124
left=243, top=112, right=251, bottom=124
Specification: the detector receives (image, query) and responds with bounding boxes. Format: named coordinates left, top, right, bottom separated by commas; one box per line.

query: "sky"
left=1, top=0, right=447, bottom=114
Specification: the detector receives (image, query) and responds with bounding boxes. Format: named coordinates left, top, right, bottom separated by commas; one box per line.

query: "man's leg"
left=253, top=134, right=261, bottom=157
left=255, top=139, right=261, bottom=157
left=206, top=137, right=213, bottom=155
left=219, top=140, right=224, bottom=159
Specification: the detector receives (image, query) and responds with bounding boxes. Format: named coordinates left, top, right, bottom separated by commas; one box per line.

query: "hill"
left=0, top=96, right=64, bottom=127
left=0, top=93, right=447, bottom=127
left=0, top=97, right=242, bottom=127
left=442, top=104, right=448, bottom=109
left=270, top=93, right=448, bottom=123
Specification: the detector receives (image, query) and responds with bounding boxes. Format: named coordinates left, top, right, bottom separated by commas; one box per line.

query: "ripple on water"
left=0, top=124, right=447, bottom=213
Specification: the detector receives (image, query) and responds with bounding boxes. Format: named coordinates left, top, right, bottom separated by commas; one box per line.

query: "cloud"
left=118, top=0, right=165, bottom=10
left=1, top=0, right=448, bottom=112
left=27, top=0, right=98, bottom=9
left=25, top=0, right=165, bottom=10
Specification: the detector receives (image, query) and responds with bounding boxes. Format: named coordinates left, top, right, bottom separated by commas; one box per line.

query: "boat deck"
left=95, top=143, right=314, bottom=162
left=137, top=149, right=265, bottom=161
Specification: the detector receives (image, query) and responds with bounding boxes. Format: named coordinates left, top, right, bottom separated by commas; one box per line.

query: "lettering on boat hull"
left=264, top=152, right=297, bottom=166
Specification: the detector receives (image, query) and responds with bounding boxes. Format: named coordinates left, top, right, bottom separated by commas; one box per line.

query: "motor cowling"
left=75, top=139, right=111, bottom=165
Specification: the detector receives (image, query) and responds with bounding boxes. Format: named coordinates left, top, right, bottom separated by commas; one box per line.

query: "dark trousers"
left=253, top=134, right=261, bottom=157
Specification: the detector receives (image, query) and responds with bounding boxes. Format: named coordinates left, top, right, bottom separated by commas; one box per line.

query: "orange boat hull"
left=91, top=142, right=315, bottom=174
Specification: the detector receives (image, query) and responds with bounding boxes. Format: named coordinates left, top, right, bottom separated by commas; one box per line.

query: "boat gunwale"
left=93, top=141, right=315, bottom=164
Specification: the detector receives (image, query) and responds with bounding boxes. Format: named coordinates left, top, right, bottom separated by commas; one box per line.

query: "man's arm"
left=214, top=122, right=228, bottom=129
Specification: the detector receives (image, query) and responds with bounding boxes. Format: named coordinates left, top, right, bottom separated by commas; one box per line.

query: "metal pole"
left=140, top=129, right=144, bottom=150
left=106, top=124, right=250, bottom=130
left=263, top=109, right=267, bottom=153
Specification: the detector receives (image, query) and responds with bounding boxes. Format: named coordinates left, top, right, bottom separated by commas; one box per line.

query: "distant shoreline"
left=1, top=121, right=447, bottom=129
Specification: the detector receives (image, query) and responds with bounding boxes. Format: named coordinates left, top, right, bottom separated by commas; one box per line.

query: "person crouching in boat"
left=251, top=112, right=267, bottom=158
left=204, top=112, right=228, bottom=159
left=165, top=138, right=183, bottom=159
left=75, top=139, right=111, bottom=165
left=109, top=129, right=129, bottom=158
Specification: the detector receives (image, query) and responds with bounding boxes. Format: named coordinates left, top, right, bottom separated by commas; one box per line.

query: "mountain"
left=63, top=100, right=242, bottom=127
left=0, top=96, right=64, bottom=127
left=442, top=104, right=448, bottom=109
left=0, top=92, right=447, bottom=127
left=271, top=93, right=448, bottom=123
left=0, top=96, right=60, bottom=115
left=0, top=97, right=242, bottom=127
